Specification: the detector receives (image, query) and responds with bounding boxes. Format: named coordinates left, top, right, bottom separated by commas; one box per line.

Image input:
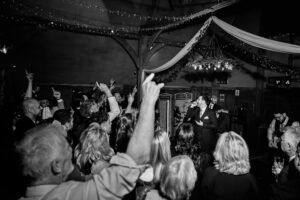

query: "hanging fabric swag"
left=144, top=16, right=300, bottom=74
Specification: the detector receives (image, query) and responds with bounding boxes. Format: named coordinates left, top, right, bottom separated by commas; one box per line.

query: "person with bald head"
left=268, top=141, right=300, bottom=200
left=14, top=98, right=42, bottom=141
left=275, top=126, right=300, bottom=183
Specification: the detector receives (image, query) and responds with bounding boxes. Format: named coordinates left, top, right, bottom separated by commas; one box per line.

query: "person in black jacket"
left=268, top=140, right=300, bottom=200
left=184, top=95, right=217, bottom=153
left=200, top=131, right=258, bottom=200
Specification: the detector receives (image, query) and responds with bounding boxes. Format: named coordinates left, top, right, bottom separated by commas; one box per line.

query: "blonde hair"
left=74, top=122, right=114, bottom=174
left=214, top=131, right=250, bottom=175
left=150, top=130, right=171, bottom=184
left=160, top=155, right=197, bottom=200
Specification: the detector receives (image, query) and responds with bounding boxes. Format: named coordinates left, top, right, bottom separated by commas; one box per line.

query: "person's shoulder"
left=16, top=115, right=33, bottom=124
left=204, top=166, right=218, bottom=176
left=268, top=179, right=300, bottom=200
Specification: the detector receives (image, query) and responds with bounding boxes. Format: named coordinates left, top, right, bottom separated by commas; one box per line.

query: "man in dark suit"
left=184, top=95, right=217, bottom=153
left=268, top=140, right=300, bottom=200
left=209, top=95, right=230, bottom=134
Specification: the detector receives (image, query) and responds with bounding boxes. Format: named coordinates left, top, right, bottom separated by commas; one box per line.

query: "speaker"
left=159, top=93, right=172, bottom=135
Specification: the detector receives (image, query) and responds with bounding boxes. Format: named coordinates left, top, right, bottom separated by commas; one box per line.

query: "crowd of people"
left=4, top=71, right=300, bottom=200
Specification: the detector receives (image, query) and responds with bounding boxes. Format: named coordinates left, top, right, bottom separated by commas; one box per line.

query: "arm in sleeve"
left=267, top=119, right=276, bottom=141
left=108, top=96, right=120, bottom=121
left=93, top=153, right=144, bottom=199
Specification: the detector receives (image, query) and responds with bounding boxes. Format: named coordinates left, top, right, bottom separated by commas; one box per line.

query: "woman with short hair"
left=200, top=131, right=258, bottom=200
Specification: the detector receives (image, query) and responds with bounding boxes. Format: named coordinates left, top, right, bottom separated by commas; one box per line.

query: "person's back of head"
left=214, top=131, right=250, bottom=175
left=53, top=109, right=72, bottom=124
left=74, top=122, right=114, bottom=175
left=79, top=99, right=96, bottom=118
left=15, top=124, right=73, bottom=186
left=150, top=130, right=171, bottom=184
left=160, top=155, right=197, bottom=200
left=115, top=113, right=134, bottom=153
left=178, top=123, right=194, bottom=141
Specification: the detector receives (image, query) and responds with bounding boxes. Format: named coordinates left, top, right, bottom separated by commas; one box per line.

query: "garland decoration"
left=0, top=0, right=236, bottom=35
left=217, top=34, right=300, bottom=75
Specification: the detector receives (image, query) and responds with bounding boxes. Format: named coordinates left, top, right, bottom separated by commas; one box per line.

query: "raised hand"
left=52, top=87, right=61, bottom=100
left=25, top=70, right=34, bottom=82
left=142, top=73, right=164, bottom=105
left=132, top=85, right=137, bottom=95
left=96, top=82, right=109, bottom=92
left=109, top=78, right=116, bottom=91
left=127, top=93, right=134, bottom=104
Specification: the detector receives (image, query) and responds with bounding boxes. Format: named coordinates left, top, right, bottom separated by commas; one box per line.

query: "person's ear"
left=51, top=159, right=62, bottom=175
left=28, top=107, right=35, bottom=114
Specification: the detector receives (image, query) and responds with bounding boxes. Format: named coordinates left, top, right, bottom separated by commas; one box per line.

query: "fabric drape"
left=144, top=16, right=300, bottom=74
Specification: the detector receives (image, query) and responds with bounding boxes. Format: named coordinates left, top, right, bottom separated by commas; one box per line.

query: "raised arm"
left=267, top=119, right=276, bottom=147
left=52, top=87, right=65, bottom=110
left=126, top=74, right=164, bottom=164
left=282, top=113, right=289, bottom=127
left=96, top=82, right=120, bottom=121
left=24, top=70, right=33, bottom=99
left=125, top=86, right=137, bottom=114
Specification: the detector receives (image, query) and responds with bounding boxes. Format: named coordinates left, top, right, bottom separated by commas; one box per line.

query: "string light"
left=1, top=0, right=296, bottom=76
left=0, top=0, right=236, bottom=34
left=61, top=0, right=184, bottom=22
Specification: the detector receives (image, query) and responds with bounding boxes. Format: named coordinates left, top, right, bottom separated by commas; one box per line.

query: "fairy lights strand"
left=61, top=0, right=184, bottom=21
left=2, top=0, right=141, bottom=34
left=2, top=0, right=237, bottom=33
left=140, top=0, right=236, bottom=32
